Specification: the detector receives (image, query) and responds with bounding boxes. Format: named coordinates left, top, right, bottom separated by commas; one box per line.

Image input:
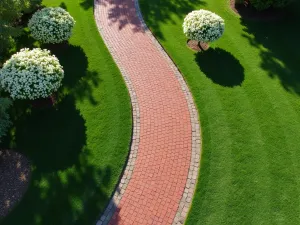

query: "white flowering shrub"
left=183, top=10, right=225, bottom=43
left=0, top=48, right=64, bottom=100
left=28, top=7, right=75, bottom=43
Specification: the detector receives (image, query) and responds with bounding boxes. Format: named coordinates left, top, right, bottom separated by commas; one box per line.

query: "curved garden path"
left=94, top=0, right=201, bottom=224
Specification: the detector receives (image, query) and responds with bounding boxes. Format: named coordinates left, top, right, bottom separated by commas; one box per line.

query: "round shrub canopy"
left=0, top=48, right=64, bottom=100
left=183, top=10, right=225, bottom=43
left=28, top=7, right=75, bottom=43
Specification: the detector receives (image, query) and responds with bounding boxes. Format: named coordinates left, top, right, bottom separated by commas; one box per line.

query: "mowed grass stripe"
left=139, top=0, right=300, bottom=224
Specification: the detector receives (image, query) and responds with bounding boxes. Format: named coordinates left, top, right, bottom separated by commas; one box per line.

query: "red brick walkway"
left=94, top=0, right=198, bottom=224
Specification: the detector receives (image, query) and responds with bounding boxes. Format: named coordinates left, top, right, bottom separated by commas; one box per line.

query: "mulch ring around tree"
left=0, top=150, right=31, bottom=218
left=187, top=40, right=209, bottom=52
left=230, top=0, right=287, bottom=21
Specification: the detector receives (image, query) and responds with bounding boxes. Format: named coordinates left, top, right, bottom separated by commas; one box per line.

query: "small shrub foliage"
left=0, top=48, right=64, bottom=100
left=28, top=7, right=75, bottom=43
left=183, top=10, right=225, bottom=43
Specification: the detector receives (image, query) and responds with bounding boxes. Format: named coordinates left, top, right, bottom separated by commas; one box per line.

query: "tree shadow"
left=0, top=92, right=115, bottom=225
left=80, top=0, right=93, bottom=10
left=71, top=70, right=100, bottom=105
left=1, top=149, right=113, bottom=225
left=42, top=43, right=101, bottom=104
left=59, top=2, right=68, bottom=10
left=195, top=48, right=245, bottom=87
left=233, top=2, right=288, bottom=21
left=139, top=0, right=206, bottom=40
left=14, top=96, right=86, bottom=172
left=108, top=203, right=122, bottom=224
left=94, top=0, right=206, bottom=39
left=42, top=43, right=88, bottom=90
left=96, top=0, right=144, bottom=33
left=240, top=1, right=300, bottom=95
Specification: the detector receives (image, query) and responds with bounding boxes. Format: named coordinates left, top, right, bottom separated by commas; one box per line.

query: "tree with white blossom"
left=0, top=48, right=64, bottom=100
left=183, top=10, right=225, bottom=49
left=28, top=7, right=75, bottom=44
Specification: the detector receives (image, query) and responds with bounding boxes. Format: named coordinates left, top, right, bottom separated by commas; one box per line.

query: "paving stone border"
left=94, top=12, right=141, bottom=223
left=134, top=2, right=202, bottom=223
left=94, top=0, right=202, bottom=224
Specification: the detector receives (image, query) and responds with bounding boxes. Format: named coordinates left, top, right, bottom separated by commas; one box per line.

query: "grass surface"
left=0, top=0, right=131, bottom=224
left=139, top=0, right=300, bottom=224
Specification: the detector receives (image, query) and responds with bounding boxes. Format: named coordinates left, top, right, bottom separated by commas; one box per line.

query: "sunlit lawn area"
left=139, top=0, right=300, bottom=224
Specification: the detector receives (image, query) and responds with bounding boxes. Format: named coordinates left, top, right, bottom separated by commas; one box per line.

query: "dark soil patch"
left=31, top=94, right=57, bottom=109
left=0, top=150, right=31, bottom=218
left=187, top=40, right=209, bottom=52
left=230, top=0, right=287, bottom=21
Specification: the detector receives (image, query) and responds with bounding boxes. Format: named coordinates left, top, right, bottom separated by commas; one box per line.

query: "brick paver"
left=94, top=0, right=201, bottom=224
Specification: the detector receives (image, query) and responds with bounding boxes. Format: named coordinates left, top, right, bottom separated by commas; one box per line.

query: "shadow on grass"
left=14, top=96, right=86, bottom=172
left=195, top=48, right=245, bottom=87
left=0, top=96, right=113, bottom=225
left=241, top=2, right=300, bottom=94
left=59, top=2, right=68, bottom=10
left=234, top=2, right=288, bottom=21
left=80, top=0, right=93, bottom=10
left=42, top=43, right=101, bottom=104
left=139, top=0, right=206, bottom=39
left=93, top=0, right=205, bottom=39
left=1, top=150, right=112, bottom=225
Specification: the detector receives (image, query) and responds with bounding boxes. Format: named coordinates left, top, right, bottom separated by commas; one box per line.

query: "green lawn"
left=0, top=0, right=131, bottom=224
left=139, top=0, right=300, bottom=224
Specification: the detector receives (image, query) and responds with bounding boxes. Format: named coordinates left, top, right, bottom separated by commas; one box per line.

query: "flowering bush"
left=0, top=48, right=64, bottom=100
left=183, top=10, right=225, bottom=43
left=28, top=7, right=75, bottom=43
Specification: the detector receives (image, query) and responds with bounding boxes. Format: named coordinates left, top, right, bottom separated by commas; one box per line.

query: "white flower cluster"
left=28, top=7, right=75, bottom=43
left=0, top=48, right=64, bottom=100
left=183, top=10, right=225, bottom=43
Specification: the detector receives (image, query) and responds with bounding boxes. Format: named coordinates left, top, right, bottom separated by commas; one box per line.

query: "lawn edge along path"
left=94, top=0, right=201, bottom=224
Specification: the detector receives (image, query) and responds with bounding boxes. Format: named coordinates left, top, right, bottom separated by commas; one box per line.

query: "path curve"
left=94, top=0, right=201, bottom=224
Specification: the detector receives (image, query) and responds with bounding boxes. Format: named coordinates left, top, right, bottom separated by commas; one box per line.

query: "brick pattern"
left=94, top=0, right=201, bottom=224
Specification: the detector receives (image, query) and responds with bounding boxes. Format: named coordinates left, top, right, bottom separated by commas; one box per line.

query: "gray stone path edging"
left=134, top=3, right=202, bottom=223
left=94, top=0, right=202, bottom=224
left=94, top=16, right=141, bottom=223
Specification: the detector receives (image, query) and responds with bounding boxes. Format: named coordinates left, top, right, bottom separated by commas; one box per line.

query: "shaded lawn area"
left=0, top=0, right=131, bottom=224
left=139, top=0, right=300, bottom=224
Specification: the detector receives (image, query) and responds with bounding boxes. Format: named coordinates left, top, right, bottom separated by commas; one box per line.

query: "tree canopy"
left=0, top=0, right=41, bottom=56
